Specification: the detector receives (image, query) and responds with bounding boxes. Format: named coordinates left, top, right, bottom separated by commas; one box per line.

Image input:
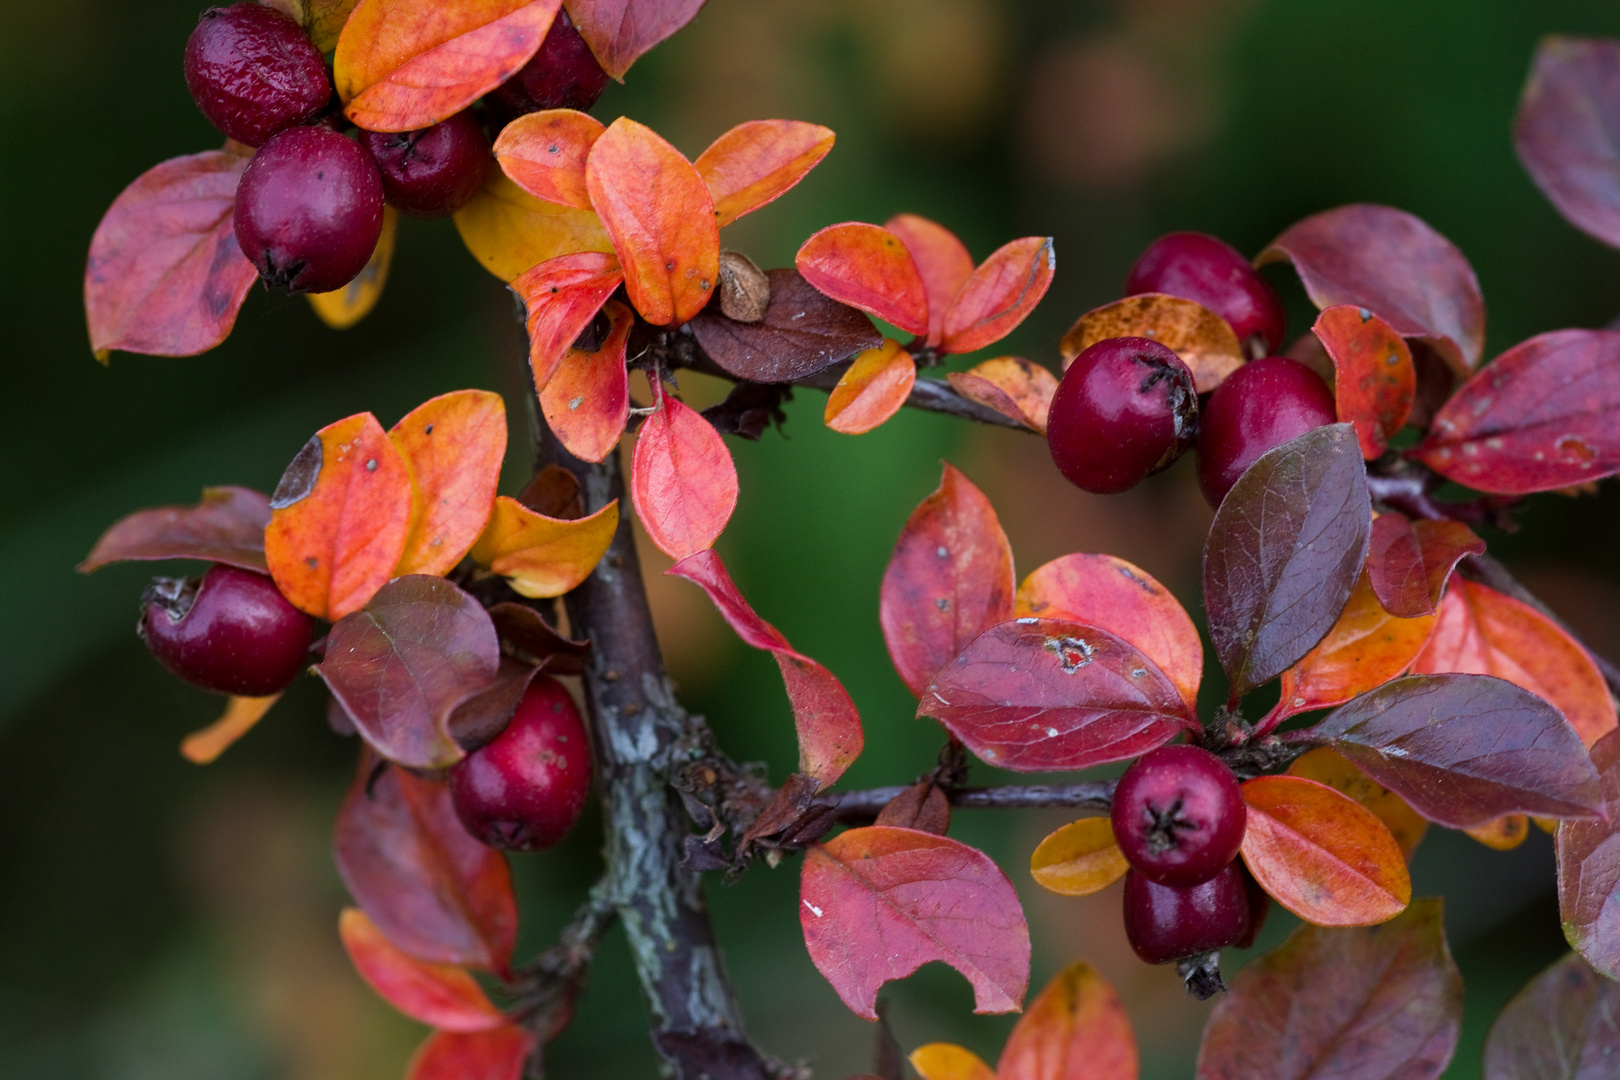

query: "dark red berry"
left=448, top=676, right=591, bottom=852
left=183, top=3, right=330, bottom=147
left=360, top=111, right=489, bottom=218
left=1122, top=863, right=1250, bottom=965
left=1196, top=356, right=1337, bottom=508
left=1112, top=745, right=1246, bottom=887
left=487, top=10, right=610, bottom=121
left=139, top=563, right=313, bottom=696
left=234, top=126, right=385, bottom=294
left=1125, top=232, right=1286, bottom=357
left=1235, top=864, right=1271, bottom=950
left=1047, top=337, right=1197, bottom=494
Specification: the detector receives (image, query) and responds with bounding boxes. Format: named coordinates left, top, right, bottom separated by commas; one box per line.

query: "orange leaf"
left=389, top=390, right=507, bottom=577
left=565, top=0, right=705, bottom=81
left=1029, top=817, right=1129, bottom=897
left=468, top=496, right=618, bottom=598
left=695, top=120, right=835, bottom=229
left=1288, top=747, right=1428, bottom=860
left=824, top=338, right=917, bottom=434
left=1464, top=814, right=1530, bottom=850
left=886, top=213, right=974, bottom=347
left=1411, top=579, right=1618, bottom=747
left=910, top=1044, right=996, bottom=1080
left=631, top=396, right=739, bottom=560
left=452, top=170, right=613, bottom=281
left=308, top=206, right=397, bottom=330
left=539, top=299, right=632, bottom=462
left=493, top=108, right=605, bottom=209
left=1241, top=775, right=1412, bottom=927
left=945, top=356, right=1058, bottom=433
left=998, top=960, right=1138, bottom=1080
left=265, top=413, right=413, bottom=620
left=180, top=694, right=281, bottom=764
left=1060, top=294, right=1244, bottom=393
left=337, top=0, right=540, bottom=98
left=940, top=237, right=1055, bottom=356
left=584, top=117, right=719, bottom=325
left=796, top=223, right=931, bottom=337
left=85, top=148, right=257, bottom=360
left=406, top=1025, right=535, bottom=1080
left=1272, top=570, right=1436, bottom=721
left=1014, top=553, right=1202, bottom=714
left=1314, top=305, right=1416, bottom=459
left=511, top=251, right=624, bottom=391
left=339, top=908, right=506, bottom=1030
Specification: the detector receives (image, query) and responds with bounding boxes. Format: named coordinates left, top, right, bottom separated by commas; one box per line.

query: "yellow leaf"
left=824, top=338, right=915, bottom=435
left=469, top=496, right=618, bottom=598
left=307, top=207, right=397, bottom=329
left=909, top=1043, right=996, bottom=1080
left=1464, top=815, right=1530, bottom=851
left=181, top=694, right=281, bottom=764
left=1029, top=817, right=1129, bottom=896
left=453, top=171, right=612, bottom=282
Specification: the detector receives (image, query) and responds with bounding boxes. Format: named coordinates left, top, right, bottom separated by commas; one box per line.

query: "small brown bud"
left=716, top=250, right=770, bottom=322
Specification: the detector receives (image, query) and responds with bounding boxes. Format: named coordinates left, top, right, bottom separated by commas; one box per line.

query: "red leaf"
left=333, top=759, right=517, bottom=974
left=1484, top=951, right=1620, bottom=1080
left=695, top=120, right=836, bottom=229
left=939, top=237, right=1056, bottom=356
left=407, top=1025, right=536, bottom=1080
left=512, top=251, right=624, bottom=392
left=539, top=299, right=632, bottom=462
left=886, top=213, right=974, bottom=347
left=1515, top=36, right=1620, bottom=250
left=631, top=396, right=738, bottom=561
left=880, top=463, right=1015, bottom=698
left=565, top=0, right=706, bottom=80
left=585, top=117, right=719, bottom=325
left=796, top=223, right=931, bottom=337
left=823, top=339, right=917, bottom=435
left=1260, top=204, right=1486, bottom=375
left=316, top=577, right=501, bottom=769
left=80, top=486, right=270, bottom=573
left=800, top=825, right=1029, bottom=1019
left=669, top=549, right=862, bottom=785
left=1366, top=514, right=1484, bottom=619
left=689, top=267, right=882, bottom=383
left=1558, top=731, right=1620, bottom=980
left=1412, top=329, right=1620, bottom=495
left=389, top=391, right=508, bottom=577
left=493, top=107, right=605, bottom=209
left=1313, top=305, right=1415, bottom=459
left=1195, top=900, right=1462, bottom=1080
left=918, top=618, right=1193, bottom=772
left=84, top=148, right=257, bottom=359
left=339, top=907, right=506, bottom=1031
left=997, top=960, right=1138, bottom=1080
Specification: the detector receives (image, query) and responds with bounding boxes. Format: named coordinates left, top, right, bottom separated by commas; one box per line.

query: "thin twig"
left=820, top=781, right=1115, bottom=822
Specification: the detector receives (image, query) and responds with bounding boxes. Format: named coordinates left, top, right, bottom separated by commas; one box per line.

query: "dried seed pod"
left=716, top=250, right=771, bottom=322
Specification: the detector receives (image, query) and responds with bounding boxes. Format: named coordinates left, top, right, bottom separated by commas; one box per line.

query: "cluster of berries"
left=139, top=564, right=590, bottom=851
left=1111, top=745, right=1265, bottom=975
left=1047, top=232, right=1336, bottom=507
left=185, top=2, right=609, bottom=293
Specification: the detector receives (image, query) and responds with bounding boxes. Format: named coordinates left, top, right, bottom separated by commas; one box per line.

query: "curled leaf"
left=945, top=357, right=1058, bottom=434
left=1060, top=293, right=1244, bottom=393
left=80, top=486, right=271, bottom=573
left=469, top=496, right=619, bottom=598
left=180, top=693, right=281, bottom=765
left=824, top=338, right=917, bottom=434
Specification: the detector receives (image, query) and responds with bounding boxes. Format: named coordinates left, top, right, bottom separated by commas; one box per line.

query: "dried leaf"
left=998, top=960, right=1138, bottom=1080
left=824, top=339, right=917, bottom=434
left=338, top=907, right=505, bottom=1031
left=493, top=107, right=605, bottom=209
left=874, top=781, right=951, bottom=835
left=796, top=222, right=930, bottom=337
left=1484, top=951, right=1620, bottom=1079
left=690, top=268, right=882, bottom=382
left=1313, top=305, right=1415, bottom=459
left=1289, top=747, right=1428, bottom=860
left=695, top=119, right=836, bottom=228
left=80, top=486, right=271, bottom=573
left=540, top=299, right=633, bottom=462
left=389, top=390, right=507, bottom=577
left=1029, top=817, right=1129, bottom=897
left=468, top=496, right=619, bottom=598
left=939, top=237, right=1055, bottom=356
left=1060, top=294, right=1244, bottom=394
left=945, top=357, right=1057, bottom=433
left=453, top=170, right=613, bottom=281
left=631, top=396, right=738, bottom=561
left=511, top=251, right=624, bottom=391
left=565, top=0, right=706, bottom=80
left=1515, top=36, right=1620, bottom=250
left=180, top=693, right=281, bottom=764
left=308, top=206, right=398, bottom=329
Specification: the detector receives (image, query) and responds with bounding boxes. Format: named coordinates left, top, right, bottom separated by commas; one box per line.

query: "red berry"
left=1122, top=863, right=1250, bottom=965
left=1124, top=232, right=1286, bottom=357
left=183, top=3, right=330, bottom=147
left=1111, top=745, right=1246, bottom=887
left=488, top=10, right=610, bottom=120
left=1236, top=864, right=1271, bottom=950
left=448, top=676, right=591, bottom=852
left=359, top=111, right=489, bottom=218
left=234, top=126, right=385, bottom=294
left=1047, top=337, right=1197, bottom=494
left=139, top=564, right=313, bottom=696
left=1196, top=356, right=1337, bottom=508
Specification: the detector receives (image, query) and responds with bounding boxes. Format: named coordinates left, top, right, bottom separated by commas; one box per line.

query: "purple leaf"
left=79, top=486, right=270, bottom=572
left=689, top=268, right=882, bottom=382
left=1484, top=951, right=1620, bottom=1079
left=1515, top=36, right=1620, bottom=251
left=1558, top=729, right=1620, bottom=979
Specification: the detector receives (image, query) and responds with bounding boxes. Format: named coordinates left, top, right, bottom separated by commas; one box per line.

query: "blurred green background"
left=6, top=0, right=1620, bottom=1076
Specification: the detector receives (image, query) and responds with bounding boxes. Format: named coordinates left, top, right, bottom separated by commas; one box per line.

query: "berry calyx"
left=359, top=111, right=489, bottom=218
left=1111, top=744, right=1246, bottom=887
left=1122, top=862, right=1250, bottom=966
left=448, top=676, right=591, bottom=852
left=234, top=126, right=385, bottom=294
left=1196, top=356, right=1337, bottom=508
left=487, top=10, right=610, bottom=120
left=1124, top=232, right=1286, bottom=357
left=1047, top=337, right=1197, bottom=494
left=183, top=3, right=330, bottom=147
left=139, top=563, right=313, bottom=697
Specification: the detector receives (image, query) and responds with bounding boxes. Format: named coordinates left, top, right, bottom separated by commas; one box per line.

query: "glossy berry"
left=1047, top=337, right=1197, bottom=494
left=234, top=126, right=385, bottom=294
left=1125, top=232, right=1286, bottom=357
left=1197, top=356, right=1337, bottom=508
left=360, top=111, right=489, bottom=218
left=1236, top=864, right=1271, bottom=950
left=1122, top=863, right=1251, bottom=965
left=487, top=10, right=610, bottom=120
left=1112, top=744, right=1246, bottom=887
left=449, top=676, right=591, bottom=852
left=139, top=563, right=313, bottom=696
left=183, top=3, right=330, bottom=147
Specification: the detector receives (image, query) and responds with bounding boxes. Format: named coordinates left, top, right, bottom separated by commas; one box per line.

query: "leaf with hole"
left=511, top=251, right=624, bottom=392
